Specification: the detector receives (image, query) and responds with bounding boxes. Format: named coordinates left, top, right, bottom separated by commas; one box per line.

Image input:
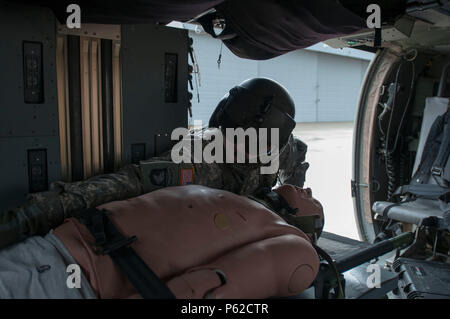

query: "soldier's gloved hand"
left=278, top=135, right=309, bottom=188
left=0, top=203, right=50, bottom=249
left=279, top=162, right=309, bottom=188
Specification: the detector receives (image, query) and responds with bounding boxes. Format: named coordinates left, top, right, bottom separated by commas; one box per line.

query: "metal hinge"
left=351, top=180, right=369, bottom=197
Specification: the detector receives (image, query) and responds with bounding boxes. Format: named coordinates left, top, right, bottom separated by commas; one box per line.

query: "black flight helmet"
left=209, top=78, right=296, bottom=152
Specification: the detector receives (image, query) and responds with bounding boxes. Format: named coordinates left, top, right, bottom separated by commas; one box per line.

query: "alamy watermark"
left=366, top=264, right=381, bottom=289
left=171, top=121, right=281, bottom=174
left=366, top=4, right=381, bottom=29
left=65, top=3, right=381, bottom=30
left=66, top=4, right=81, bottom=29
left=66, top=264, right=81, bottom=289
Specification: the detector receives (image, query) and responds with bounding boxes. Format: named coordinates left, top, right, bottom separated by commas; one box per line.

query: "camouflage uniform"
left=28, top=165, right=143, bottom=226
left=0, top=128, right=308, bottom=248
left=0, top=165, right=142, bottom=248
left=181, top=127, right=309, bottom=196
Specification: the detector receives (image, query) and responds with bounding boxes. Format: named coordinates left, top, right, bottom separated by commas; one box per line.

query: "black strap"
left=380, top=197, right=416, bottom=218
left=431, top=110, right=450, bottom=182
left=258, top=188, right=298, bottom=215
left=312, top=243, right=345, bottom=299
left=252, top=189, right=323, bottom=240
left=78, top=208, right=175, bottom=299
left=413, top=109, right=450, bottom=184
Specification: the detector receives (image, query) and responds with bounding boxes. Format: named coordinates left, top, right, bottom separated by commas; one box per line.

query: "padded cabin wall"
left=0, top=6, right=189, bottom=211
left=56, top=24, right=122, bottom=180
left=121, top=25, right=189, bottom=164
left=0, top=3, right=61, bottom=211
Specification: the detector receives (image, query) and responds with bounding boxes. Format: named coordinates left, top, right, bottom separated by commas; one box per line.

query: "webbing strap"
left=414, top=111, right=445, bottom=183
left=78, top=208, right=175, bottom=299
left=431, top=110, right=450, bottom=181
left=381, top=198, right=416, bottom=217
left=414, top=108, right=450, bottom=184
left=263, top=190, right=298, bottom=215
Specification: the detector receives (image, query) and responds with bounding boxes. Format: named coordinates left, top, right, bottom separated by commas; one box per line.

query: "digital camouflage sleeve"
left=0, top=165, right=142, bottom=248
left=0, top=130, right=308, bottom=248
left=162, top=128, right=309, bottom=196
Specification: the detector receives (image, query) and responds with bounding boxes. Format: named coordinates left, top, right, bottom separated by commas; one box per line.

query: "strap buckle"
left=431, top=166, right=443, bottom=176
left=101, top=235, right=138, bottom=255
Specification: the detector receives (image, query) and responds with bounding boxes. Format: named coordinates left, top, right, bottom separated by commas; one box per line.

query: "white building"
left=187, top=30, right=374, bottom=124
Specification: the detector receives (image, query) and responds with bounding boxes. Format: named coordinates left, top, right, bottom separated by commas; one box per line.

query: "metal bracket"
left=351, top=180, right=369, bottom=197
left=56, top=22, right=121, bottom=40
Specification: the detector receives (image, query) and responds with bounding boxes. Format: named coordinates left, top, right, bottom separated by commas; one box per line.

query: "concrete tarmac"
left=293, top=122, right=360, bottom=240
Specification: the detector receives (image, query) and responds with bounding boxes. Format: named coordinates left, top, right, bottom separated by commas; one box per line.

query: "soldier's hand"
left=279, top=162, right=309, bottom=188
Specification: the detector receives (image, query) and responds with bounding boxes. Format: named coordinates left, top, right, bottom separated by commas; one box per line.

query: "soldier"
left=147, top=78, right=309, bottom=195
left=0, top=78, right=309, bottom=248
left=188, top=77, right=309, bottom=195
